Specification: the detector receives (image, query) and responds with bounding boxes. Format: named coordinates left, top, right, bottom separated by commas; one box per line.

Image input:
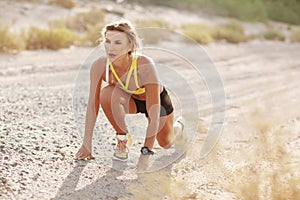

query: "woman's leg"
left=155, top=112, right=175, bottom=149
left=100, top=85, right=137, bottom=134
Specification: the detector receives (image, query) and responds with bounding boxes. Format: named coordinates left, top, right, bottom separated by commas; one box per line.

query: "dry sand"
left=1, top=1, right=300, bottom=199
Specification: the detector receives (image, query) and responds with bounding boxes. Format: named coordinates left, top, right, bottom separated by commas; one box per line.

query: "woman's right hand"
left=74, top=145, right=95, bottom=160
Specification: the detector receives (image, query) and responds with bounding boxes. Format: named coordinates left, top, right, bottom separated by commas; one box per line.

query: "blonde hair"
left=100, top=20, right=141, bottom=55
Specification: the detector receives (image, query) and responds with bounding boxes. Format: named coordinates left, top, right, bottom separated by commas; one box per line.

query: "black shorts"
left=132, top=87, right=173, bottom=118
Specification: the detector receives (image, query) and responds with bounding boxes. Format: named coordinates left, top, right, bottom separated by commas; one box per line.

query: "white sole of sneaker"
left=112, top=156, right=128, bottom=162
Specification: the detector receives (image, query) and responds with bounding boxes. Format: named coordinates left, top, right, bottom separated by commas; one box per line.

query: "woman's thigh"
left=100, top=85, right=137, bottom=114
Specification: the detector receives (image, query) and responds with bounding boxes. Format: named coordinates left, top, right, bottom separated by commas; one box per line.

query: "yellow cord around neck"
left=109, top=55, right=145, bottom=95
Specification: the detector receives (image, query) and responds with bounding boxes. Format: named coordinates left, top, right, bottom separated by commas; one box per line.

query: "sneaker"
left=174, top=116, right=187, bottom=148
left=113, top=136, right=129, bottom=162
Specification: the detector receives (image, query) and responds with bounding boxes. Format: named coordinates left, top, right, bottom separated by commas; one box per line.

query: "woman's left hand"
left=74, top=145, right=95, bottom=160
left=137, top=154, right=150, bottom=172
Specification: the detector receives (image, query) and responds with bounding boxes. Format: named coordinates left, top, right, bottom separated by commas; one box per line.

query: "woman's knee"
left=156, top=126, right=173, bottom=149
left=157, top=138, right=172, bottom=149
left=100, top=86, right=113, bottom=106
left=100, top=86, right=131, bottom=114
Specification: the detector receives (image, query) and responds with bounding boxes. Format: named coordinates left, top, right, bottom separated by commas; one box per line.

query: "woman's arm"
left=139, top=56, right=160, bottom=150
left=144, top=83, right=160, bottom=150
left=75, top=58, right=105, bottom=159
left=136, top=56, right=160, bottom=170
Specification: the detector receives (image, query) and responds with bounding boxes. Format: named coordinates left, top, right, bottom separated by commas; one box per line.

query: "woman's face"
left=105, top=30, right=132, bottom=62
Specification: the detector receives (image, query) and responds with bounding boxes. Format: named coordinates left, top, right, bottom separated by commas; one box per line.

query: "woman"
left=74, top=20, right=185, bottom=169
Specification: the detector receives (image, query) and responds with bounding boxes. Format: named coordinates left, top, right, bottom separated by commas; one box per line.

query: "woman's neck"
left=112, top=54, right=132, bottom=71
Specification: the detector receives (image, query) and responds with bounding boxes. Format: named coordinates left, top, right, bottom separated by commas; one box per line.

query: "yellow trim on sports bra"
left=109, top=55, right=145, bottom=95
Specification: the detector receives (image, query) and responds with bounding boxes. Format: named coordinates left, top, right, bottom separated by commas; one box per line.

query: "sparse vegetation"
left=135, top=19, right=172, bottom=44
left=49, top=7, right=105, bottom=32
left=0, top=24, right=24, bottom=53
left=128, top=0, right=300, bottom=25
left=262, top=29, right=285, bottom=41
left=290, top=28, right=300, bottom=42
left=48, top=0, right=76, bottom=9
left=0, top=6, right=106, bottom=53
left=25, top=26, right=82, bottom=50
left=136, top=19, right=171, bottom=29
left=1, top=1, right=300, bottom=53
left=201, top=0, right=268, bottom=22
left=264, top=0, right=300, bottom=25
left=48, top=7, right=105, bottom=45
left=212, top=21, right=246, bottom=43
left=13, top=0, right=41, bottom=2
left=84, top=24, right=104, bottom=46
left=182, top=23, right=213, bottom=44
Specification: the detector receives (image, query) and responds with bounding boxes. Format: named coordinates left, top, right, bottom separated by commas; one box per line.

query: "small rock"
left=1, top=177, right=8, bottom=184
left=21, top=170, right=29, bottom=174
left=10, top=162, right=18, bottom=167
left=20, top=181, right=27, bottom=186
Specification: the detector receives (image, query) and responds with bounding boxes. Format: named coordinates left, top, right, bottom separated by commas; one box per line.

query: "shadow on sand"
left=53, top=149, right=187, bottom=200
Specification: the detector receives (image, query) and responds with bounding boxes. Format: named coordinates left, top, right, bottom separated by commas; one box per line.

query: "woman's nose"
left=106, top=43, right=116, bottom=51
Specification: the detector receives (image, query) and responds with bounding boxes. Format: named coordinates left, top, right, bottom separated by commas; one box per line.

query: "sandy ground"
left=1, top=0, right=300, bottom=199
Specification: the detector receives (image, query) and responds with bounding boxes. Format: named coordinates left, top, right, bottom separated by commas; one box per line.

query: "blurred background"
left=1, top=0, right=300, bottom=53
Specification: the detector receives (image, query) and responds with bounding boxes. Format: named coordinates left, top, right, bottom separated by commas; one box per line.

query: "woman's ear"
left=128, top=43, right=134, bottom=53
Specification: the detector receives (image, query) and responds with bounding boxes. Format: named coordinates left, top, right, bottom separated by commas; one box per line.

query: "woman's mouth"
left=108, top=53, right=117, bottom=57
